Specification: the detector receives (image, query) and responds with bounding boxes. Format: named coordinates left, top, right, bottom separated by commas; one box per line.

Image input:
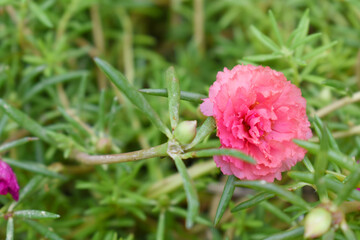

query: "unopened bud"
left=304, top=207, right=332, bottom=239
left=96, top=137, right=112, bottom=154
left=174, top=120, right=197, bottom=145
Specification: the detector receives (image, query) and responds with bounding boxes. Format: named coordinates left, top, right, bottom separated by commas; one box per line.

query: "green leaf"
left=29, top=2, right=53, bottom=28
left=250, top=26, right=280, bottom=52
left=186, top=117, right=216, bottom=150
left=166, top=66, right=180, bottom=131
left=171, top=154, right=199, bottom=229
left=232, top=192, right=274, bottom=212
left=214, top=175, right=236, bottom=225
left=181, top=148, right=255, bottom=164
left=264, top=226, right=304, bottom=240
left=23, top=71, right=88, bottom=101
left=0, top=99, right=54, bottom=144
left=303, top=41, right=338, bottom=60
left=293, top=139, right=354, bottom=170
left=314, top=122, right=330, bottom=201
left=291, top=33, right=322, bottom=49
left=268, top=10, right=283, bottom=46
left=168, top=207, right=211, bottom=226
left=6, top=217, right=14, bottom=240
left=243, top=53, right=283, bottom=62
left=14, top=210, right=60, bottom=219
left=288, top=9, right=309, bottom=48
left=334, top=165, right=360, bottom=206
left=9, top=176, right=43, bottom=211
left=138, top=88, right=206, bottom=103
left=3, top=158, right=66, bottom=180
left=288, top=171, right=360, bottom=201
left=260, top=201, right=292, bottom=224
left=235, top=181, right=310, bottom=210
left=94, top=58, right=172, bottom=138
left=156, top=211, right=166, bottom=240
left=24, top=220, right=63, bottom=240
left=57, top=107, right=91, bottom=138
left=0, top=137, right=38, bottom=153
left=303, top=157, right=314, bottom=173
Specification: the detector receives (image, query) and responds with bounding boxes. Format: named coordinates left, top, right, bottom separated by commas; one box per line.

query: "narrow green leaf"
left=288, top=9, right=309, bottom=48
left=232, top=192, right=275, bottom=212
left=6, top=217, right=14, bottom=240
left=156, top=211, right=166, bottom=240
left=3, top=158, right=66, bottom=179
left=268, top=10, right=283, bottom=46
left=57, top=107, right=91, bottom=137
left=291, top=33, right=322, bottom=49
left=235, top=181, right=310, bottom=210
left=0, top=99, right=54, bottom=144
left=171, top=154, right=199, bottom=229
left=334, top=165, right=360, bottom=206
left=29, top=2, right=53, bottom=28
left=0, top=137, right=38, bottom=153
left=166, top=66, right=180, bottom=131
left=264, top=226, right=304, bottom=240
left=94, top=58, right=171, bottom=138
left=325, top=176, right=360, bottom=201
left=293, top=140, right=354, bottom=170
left=214, top=175, right=235, bottom=225
left=181, top=148, right=255, bottom=164
left=24, top=219, right=63, bottom=240
left=260, top=201, right=292, bottom=224
left=244, top=53, right=283, bottom=62
left=23, top=71, right=88, bottom=101
left=303, top=157, right=314, bottom=173
left=303, top=41, right=338, bottom=60
left=289, top=171, right=360, bottom=201
left=341, top=222, right=357, bottom=240
left=138, top=88, right=206, bottom=103
left=14, top=210, right=60, bottom=219
left=250, top=26, right=280, bottom=52
left=9, top=176, right=43, bottom=211
left=314, top=124, right=329, bottom=201
left=288, top=171, right=313, bottom=183
left=186, top=117, right=216, bottom=150
left=168, top=206, right=211, bottom=226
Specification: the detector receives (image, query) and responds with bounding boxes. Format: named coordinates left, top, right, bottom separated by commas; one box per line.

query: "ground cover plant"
left=0, top=0, right=360, bottom=239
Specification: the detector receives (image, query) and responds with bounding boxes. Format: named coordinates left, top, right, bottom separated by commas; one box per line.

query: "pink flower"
left=0, top=160, right=20, bottom=201
left=201, top=65, right=312, bottom=182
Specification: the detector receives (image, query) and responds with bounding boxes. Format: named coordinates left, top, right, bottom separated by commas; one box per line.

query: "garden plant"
left=0, top=0, right=360, bottom=239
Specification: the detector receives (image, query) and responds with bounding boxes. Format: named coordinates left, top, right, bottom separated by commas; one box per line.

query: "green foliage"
left=0, top=0, right=360, bottom=239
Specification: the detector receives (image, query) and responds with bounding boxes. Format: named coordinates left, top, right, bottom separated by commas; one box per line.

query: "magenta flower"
left=201, top=65, right=312, bottom=182
left=0, top=160, right=20, bottom=201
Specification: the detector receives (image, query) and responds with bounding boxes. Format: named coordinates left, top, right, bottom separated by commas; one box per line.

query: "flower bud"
left=304, top=207, right=332, bottom=239
left=174, top=120, right=197, bottom=145
left=96, top=137, right=112, bottom=154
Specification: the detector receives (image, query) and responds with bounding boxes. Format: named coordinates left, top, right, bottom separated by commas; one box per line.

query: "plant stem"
left=71, top=143, right=168, bottom=165
left=315, top=91, right=360, bottom=117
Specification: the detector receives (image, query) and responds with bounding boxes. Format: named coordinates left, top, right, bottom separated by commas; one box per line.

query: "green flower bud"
left=304, top=207, right=332, bottom=239
left=174, top=120, right=197, bottom=145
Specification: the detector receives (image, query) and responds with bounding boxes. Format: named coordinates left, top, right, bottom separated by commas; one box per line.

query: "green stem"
left=289, top=56, right=300, bottom=86
left=71, top=143, right=168, bottom=165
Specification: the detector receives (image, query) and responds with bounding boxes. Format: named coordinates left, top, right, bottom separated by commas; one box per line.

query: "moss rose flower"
left=201, top=65, right=312, bottom=182
left=0, top=160, right=20, bottom=201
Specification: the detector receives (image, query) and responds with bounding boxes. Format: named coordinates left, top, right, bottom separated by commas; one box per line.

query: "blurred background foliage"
left=0, top=0, right=360, bottom=239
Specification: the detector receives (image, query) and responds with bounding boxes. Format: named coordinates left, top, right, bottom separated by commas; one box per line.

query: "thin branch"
left=71, top=143, right=168, bottom=165
left=309, top=125, right=360, bottom=142
left=315, top=91, right=360, bottom=118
